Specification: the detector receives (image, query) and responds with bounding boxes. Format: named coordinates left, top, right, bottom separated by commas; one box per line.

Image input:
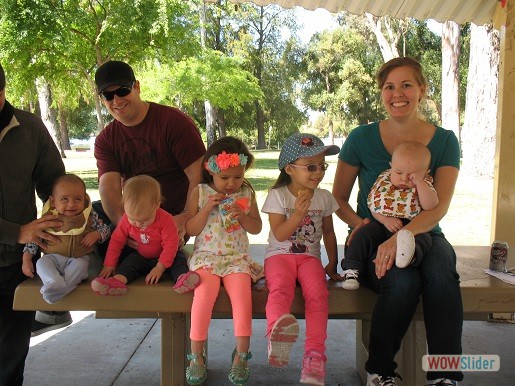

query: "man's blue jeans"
left=362, top=234, right=464, bottom=381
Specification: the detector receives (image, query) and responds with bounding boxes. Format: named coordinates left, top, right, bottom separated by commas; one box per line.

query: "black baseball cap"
left=95, top=61, right=136, bottom=93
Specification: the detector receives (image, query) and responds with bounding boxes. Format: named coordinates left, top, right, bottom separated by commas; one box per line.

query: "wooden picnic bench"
left=13, top=245, right=515, bottom=386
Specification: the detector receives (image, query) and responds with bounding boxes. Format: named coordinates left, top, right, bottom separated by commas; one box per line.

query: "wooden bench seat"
left=14, top=246, right=515, bottom=385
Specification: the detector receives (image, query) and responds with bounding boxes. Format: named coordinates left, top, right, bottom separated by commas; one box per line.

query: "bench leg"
left=399, top=320, right=427, bottom=385
left=356, top=320, right=368, bottom=385
left=356, top=319, right=427, bottom=386
left=161, top=313, right=190, bottom=386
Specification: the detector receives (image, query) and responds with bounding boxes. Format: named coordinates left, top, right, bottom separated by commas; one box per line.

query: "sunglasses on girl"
left=289, top=163, right=329, bottom=172
left=100, top=83, right=135, bottom=101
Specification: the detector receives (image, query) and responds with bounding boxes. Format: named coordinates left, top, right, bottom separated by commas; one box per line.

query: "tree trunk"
left=441, top=21, right=461, bottom=142
left=57, top=101, right=71, bottom=150
left=365, top=13, right=400, bottom=62
left=205, top=101, right=217, bottom=146
left=35, top=78, right=65, bottom=158
left=254, top=7, right=266, bottom=150
left=94, top=93, right=104, bottom=134
left=328, top=118, right=334, bottom=144
left=217, top=109, right=227, bottom=138
left=255, top=100, right=266, bottom=149
left=324, top=72, right=335, bottom=144
left=461, top=24, right=500, bottom=178
left=200, top=0, right=217, bottom=145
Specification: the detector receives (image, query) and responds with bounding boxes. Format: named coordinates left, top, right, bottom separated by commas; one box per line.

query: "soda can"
left=489, top=241, right=509, bottom=272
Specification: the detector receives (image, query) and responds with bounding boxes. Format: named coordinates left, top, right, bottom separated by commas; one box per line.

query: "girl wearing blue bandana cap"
left=261, top=132, right=340, bottom=386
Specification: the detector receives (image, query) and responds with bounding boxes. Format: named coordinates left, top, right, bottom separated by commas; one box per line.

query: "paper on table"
left=483, top=269, right=515, bottom=285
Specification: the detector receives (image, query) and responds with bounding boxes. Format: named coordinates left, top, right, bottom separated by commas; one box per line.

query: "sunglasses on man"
left=100, top=83, right=135, bottom=101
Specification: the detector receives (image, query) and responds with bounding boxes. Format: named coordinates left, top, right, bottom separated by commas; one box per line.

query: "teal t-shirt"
left=338, top=121, right=460, bottom=234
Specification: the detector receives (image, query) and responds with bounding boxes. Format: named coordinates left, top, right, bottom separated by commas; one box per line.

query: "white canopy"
left=209, top=0, right=501, bottom=26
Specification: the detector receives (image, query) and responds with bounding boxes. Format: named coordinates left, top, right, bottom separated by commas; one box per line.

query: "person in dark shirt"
left=0, top=62, right=66, bottom=385
left=93, top=60, right=206, bottom=289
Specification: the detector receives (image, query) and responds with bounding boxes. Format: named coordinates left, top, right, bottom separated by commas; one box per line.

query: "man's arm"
left=98, top=171, right=124, bottom=226
left=173, top=157, right=203, bottom=229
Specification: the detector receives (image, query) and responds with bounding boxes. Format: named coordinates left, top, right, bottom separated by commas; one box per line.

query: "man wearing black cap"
left=93, top=60, right=205, bottom=287
left=0, top=63, right=66, bottom=385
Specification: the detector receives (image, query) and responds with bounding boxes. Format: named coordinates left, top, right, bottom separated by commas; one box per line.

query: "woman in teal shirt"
left=333, top=57, right=463, bottom=386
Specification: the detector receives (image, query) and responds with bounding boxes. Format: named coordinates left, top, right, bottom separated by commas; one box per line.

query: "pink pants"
left=190, top=268, right=252, bottom=341
left=265, top=254, right=329, bottom=354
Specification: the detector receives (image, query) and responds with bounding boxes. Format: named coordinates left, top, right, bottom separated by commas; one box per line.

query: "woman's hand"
left=346, top=218, right=371, bottom=246
left=374, top=236, right=397, bottom=279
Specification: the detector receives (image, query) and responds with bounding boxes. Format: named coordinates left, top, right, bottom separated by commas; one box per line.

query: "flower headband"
left=204, top=151, right=248, bottom=173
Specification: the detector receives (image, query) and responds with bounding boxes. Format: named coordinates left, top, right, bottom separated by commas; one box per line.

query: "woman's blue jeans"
left=361, top=234, right=464, bottom=381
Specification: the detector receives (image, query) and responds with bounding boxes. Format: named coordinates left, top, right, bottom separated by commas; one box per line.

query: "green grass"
left=246, top=156, right=280, bottom=191
left=61, top=150, right=493, bottom=248
left=73, top=170, right=99, bottom=191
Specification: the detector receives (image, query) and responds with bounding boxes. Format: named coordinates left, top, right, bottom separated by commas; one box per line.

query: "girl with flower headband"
left=184, top=136, right=263, bottom=385
left=261, top=133, right=340, bottom=386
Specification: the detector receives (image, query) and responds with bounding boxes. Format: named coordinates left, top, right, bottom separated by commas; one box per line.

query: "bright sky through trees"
left=291, top=7, right=442, bottom=42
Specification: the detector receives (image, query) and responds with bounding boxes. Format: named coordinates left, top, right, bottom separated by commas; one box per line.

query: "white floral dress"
left=188, top=184, right=264, bottom=282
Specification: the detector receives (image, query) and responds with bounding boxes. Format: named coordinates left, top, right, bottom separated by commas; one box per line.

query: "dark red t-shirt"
left=95, top=103, right=205, bottom=215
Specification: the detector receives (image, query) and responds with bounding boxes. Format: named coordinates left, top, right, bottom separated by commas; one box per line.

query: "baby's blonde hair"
left=122, top=175, right=162, bottom=216
left=392, top=141, right=431, bottom=169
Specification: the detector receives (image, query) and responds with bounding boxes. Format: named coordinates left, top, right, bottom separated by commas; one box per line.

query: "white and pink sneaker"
left=268, top=313, right=299, bottom=367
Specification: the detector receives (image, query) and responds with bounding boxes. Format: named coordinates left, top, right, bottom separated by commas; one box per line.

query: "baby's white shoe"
left=396, top=229, right=415, bottom=268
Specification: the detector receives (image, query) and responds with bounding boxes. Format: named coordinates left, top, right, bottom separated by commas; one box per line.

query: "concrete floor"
left=25, top=313, right=514, bottom=385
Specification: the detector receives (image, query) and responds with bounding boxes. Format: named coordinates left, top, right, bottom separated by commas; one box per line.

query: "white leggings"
left=36, top=253, right=89, bottom=304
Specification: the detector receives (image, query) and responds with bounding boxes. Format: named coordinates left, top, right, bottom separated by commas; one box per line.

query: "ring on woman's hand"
left=385, top=255, right=390, bottom=260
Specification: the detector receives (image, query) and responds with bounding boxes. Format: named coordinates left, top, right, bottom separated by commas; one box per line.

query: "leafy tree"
left=139, top=49, right=264, bottom=139
left=0, top=0, right=197, bottom=142
left=402, top=19, right=441, bottom=124
left=228, top=4, right=302, bottom=148
left=302, top=26, right=382, bottom=138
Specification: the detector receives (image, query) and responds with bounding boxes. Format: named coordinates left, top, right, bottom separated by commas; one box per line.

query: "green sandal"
left=186, top=352, right=207, bottom=385
left=228, top=349, right=252, bottom=385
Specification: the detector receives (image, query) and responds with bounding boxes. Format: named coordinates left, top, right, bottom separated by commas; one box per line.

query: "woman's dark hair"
left=376, top=56, right=427, bottom=90
left=201, top=136, right=255, bottom=192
